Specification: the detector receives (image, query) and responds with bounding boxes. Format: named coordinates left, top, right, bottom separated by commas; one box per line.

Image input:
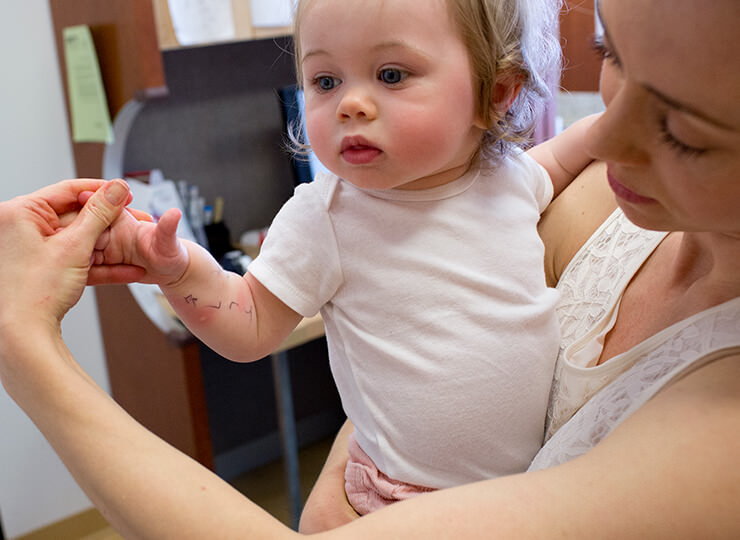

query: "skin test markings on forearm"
left=184, top=294, right=254, bottom=319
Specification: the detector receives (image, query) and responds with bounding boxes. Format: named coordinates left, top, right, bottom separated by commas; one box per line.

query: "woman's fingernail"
left=105, top=180, right=128, bottom=205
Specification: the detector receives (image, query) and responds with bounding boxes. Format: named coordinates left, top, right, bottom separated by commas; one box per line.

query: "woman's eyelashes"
left=591, top=36, right=621, bottom=68
left=658, top=115, right=707, bottom=158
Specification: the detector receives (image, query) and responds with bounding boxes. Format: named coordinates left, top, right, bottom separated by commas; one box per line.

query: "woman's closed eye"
left=591, top=36, right=621, bottom=69
left=658, top=114, right=708, bottom=159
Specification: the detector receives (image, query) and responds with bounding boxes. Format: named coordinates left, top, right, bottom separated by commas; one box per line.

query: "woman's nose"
left=337, top=86, right=378, bottom=121
left=586, top=82, right=651, bottom=166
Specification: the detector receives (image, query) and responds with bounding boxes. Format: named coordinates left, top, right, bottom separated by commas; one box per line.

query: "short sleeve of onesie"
left=246, top=175, right=343, bottom=317
left=519, top=151, right=554, bottom=213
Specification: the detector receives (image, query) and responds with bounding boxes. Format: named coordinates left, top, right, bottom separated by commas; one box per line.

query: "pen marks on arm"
left=183, top=295, right=253, bottom=320
left=230, top=301, right=253, bottom=320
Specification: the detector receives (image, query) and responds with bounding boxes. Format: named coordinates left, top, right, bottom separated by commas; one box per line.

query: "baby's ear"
left=492, top=73, right=524, bottom=115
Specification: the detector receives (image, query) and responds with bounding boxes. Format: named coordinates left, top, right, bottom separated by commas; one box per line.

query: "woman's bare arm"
left=299, top=420, right=359, bottom=533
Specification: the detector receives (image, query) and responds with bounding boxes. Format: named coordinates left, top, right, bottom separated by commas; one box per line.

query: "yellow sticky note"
left=63, top=25, right=113, bottom=144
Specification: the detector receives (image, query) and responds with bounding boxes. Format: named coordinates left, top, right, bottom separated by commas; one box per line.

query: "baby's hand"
left=87, top=206, right=190, bottom=287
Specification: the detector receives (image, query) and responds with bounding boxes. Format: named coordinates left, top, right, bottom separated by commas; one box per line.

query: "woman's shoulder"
left=538, top=161, right=618, bottom=287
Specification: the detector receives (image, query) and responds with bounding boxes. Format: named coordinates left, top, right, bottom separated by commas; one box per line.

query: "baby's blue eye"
left=378, top=68, right=405, bottom=85
left=315, top=76, right=340, bottom=91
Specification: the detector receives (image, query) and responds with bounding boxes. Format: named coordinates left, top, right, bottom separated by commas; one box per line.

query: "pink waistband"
left=344, top=432, right=435, bottom=515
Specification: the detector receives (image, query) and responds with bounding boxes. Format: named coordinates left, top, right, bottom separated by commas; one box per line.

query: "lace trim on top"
left=529, top=210, right=740, bottom=471
left=544, top=210, right=666, bottom=440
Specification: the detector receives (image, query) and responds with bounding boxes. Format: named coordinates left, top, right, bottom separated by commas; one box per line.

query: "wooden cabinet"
left=559, top=0, right=602, bottom=91
left=49, top=0, right=212, bottom=466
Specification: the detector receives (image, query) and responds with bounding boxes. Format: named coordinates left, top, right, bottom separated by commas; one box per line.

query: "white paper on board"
left=249, top=0, right=295, bottom=27
left=167, top=0, right=236, bottom=45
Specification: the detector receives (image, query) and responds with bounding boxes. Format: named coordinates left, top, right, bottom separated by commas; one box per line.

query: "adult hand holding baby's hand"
left=85, top=197, right=190, bottom=288
left=0, top=179, right=134, bottom=339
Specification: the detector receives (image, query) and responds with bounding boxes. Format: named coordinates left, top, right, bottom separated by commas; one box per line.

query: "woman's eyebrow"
left=644, top=85, right=733, bottom=130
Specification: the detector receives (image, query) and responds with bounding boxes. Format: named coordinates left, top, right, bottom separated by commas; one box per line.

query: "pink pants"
left=344, top=432, right=435, bottom=515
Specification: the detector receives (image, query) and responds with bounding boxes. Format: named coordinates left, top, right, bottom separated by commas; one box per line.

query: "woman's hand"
left=74, top=184, right=189, bottom=287
left=86, top=204, right=191, bottom=288
left=0, top=179, right=135, bottom=338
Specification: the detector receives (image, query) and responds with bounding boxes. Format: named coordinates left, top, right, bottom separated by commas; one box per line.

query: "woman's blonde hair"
left=290, top=0, right=562, bottom=158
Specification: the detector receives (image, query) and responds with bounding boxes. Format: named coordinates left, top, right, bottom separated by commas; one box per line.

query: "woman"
left=302, top=0, right=740, bottom=531
left=0, top=0, right=738, bottom=537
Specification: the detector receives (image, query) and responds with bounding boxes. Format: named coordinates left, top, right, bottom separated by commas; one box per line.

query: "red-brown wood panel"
left=560, top=0, right=602, bottom=92
left=49, top=0, right=167, bottom=177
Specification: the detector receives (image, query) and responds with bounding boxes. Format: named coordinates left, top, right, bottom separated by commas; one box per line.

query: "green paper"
left=63, top=25, right=113, bottom=144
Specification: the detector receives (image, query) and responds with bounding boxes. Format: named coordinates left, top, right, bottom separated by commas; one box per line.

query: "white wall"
left=0, top=2, right=112, bottom=537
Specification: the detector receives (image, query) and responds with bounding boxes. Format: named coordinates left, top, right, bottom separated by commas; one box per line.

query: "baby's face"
left=298, top=0, right=485, bottom=191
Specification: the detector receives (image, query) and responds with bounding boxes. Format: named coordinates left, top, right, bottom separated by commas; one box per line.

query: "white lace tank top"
left=529, top=210, right=740, bottom=471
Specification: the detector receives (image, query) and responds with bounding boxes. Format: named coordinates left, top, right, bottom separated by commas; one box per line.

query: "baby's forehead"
left=296, top=0, right=456, bottom=39
left=305, top=3, right=460, bottom=39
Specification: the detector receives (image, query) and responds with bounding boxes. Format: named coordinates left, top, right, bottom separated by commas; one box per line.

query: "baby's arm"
left=94, top=207, right=302, bottom=362
left=527, top=113, right=600, bottom=197
left=160, top=238, right=302, bottom=362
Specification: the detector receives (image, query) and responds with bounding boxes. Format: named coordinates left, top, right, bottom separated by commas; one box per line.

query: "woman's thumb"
left=70, top=179, right=129, bottom=250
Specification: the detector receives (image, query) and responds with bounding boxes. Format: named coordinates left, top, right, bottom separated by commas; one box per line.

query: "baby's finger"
left=87, top=264, right=147, bottom=285
left=94, top=229, right=111, bottom=251
left=127, top=207, right=154, bottom=222
left=152, top=208, right=183, bottom=257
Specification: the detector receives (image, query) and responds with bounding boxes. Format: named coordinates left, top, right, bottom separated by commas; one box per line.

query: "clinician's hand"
left=0, top=179, right=138, bottom=337
left=85, top=203, right=190, bottom=288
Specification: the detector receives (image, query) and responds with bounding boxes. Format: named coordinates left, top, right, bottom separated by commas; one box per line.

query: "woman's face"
left=587, top=0, right=740, bottom=236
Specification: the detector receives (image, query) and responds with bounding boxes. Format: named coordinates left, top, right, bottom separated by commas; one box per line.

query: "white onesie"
left=249, top=151, right=560, bottom=488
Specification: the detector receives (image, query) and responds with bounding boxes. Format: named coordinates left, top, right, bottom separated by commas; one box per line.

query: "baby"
left=97, top=0, right=593, bottom=515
